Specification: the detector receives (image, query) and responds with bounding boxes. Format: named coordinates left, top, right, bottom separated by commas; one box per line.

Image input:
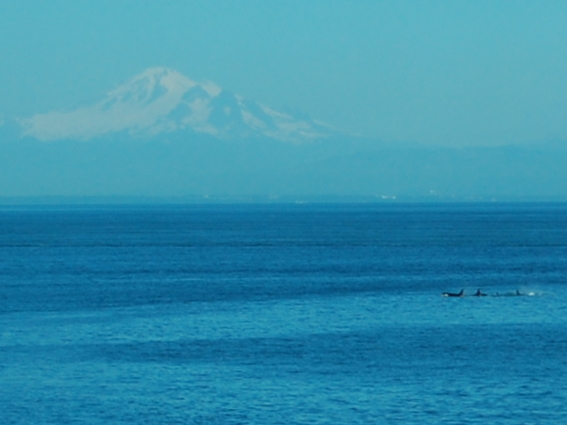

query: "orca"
left=442, top=289, right=464, bottom=297
left=495, top=290, right=525, bottom=297
left=474, top=289, right=487, bottom=297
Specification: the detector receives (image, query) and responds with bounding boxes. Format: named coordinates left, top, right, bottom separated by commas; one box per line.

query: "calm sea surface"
left=1, top=203, right=566, bottom=424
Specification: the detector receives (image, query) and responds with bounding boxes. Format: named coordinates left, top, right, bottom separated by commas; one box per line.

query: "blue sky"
left=2, top=0, right=567, bottom=146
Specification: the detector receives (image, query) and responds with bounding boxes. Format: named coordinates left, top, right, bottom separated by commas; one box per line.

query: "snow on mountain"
left=20, top=67, right=338, bottom=142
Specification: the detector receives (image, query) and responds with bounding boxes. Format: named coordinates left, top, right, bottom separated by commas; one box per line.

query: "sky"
left=2, top=0, right=567, bottom=147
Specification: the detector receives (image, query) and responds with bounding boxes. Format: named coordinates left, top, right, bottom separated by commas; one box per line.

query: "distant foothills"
left=1, top=67, right=567, bottom=202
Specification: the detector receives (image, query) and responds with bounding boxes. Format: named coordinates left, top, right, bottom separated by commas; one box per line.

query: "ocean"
left=1, top=203, right=566, bottom=424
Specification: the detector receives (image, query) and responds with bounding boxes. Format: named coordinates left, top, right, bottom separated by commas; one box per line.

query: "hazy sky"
left=2, top=0, right=567, bottom=147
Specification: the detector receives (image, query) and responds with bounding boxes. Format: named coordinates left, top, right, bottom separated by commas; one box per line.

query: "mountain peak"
left=20, top=68, right=340, bottom=142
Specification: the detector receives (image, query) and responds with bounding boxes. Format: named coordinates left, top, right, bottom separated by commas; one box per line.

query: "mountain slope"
left=19, top=67, right=338, bottom=142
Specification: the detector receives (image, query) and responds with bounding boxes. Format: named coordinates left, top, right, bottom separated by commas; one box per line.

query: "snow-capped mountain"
left=20, top=67, right=339, bottom=142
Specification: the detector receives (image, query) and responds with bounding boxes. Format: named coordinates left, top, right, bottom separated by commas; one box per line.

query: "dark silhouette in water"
left=495, top=289, right=529, bottom=297
left=442, top=289, right=464, bottom=297
left=474, top=289, right=487, bottom=296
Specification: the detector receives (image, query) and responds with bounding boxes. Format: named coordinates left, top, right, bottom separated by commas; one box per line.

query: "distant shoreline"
left=1, top=196, right=567, bottom=207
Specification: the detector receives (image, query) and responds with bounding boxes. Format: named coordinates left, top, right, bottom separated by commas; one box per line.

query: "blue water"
left=1, top=203, right=567, bottom=424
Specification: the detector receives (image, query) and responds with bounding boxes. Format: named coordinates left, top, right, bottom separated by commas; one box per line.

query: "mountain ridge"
left=18, top=67, right=340, bottom=143
left=3, top=69, right=567, bottom=201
